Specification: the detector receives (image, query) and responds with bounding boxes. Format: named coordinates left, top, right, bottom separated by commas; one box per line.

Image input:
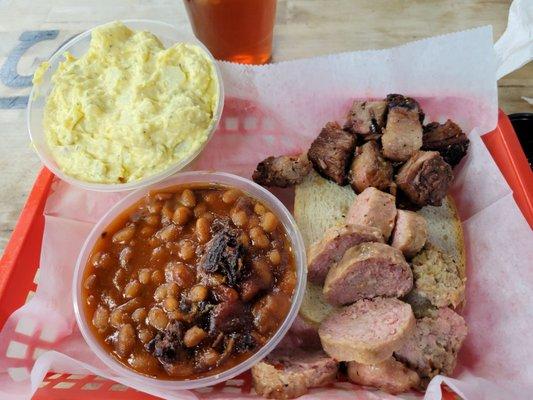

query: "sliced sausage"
left=252, top=348, right=338, bottom=399
left=394, top=307, right=467, bottom=382
left=344, top=100, right=387, bottom=137
left=307, top=224, right=384, bottom=285
left=347, top=357, right=420, bottom=394
left=395, top=150, right=453, bottom=207
left=346, top=187, right=397, bottom=240
left=381, top=94, right=423, bottom=161
left=390, top=210, right=428, bottom=258
left=349, top=141, right=393, bottom=193
left=307, top=121, right=356, bottom=185
left=323, top=242, right=413, bottom=306
left=410, top=243, right=465, bottom=308
left=318, top=297, right=415, bottom=364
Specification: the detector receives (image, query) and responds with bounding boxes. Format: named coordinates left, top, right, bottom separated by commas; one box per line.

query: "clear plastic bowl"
left=27, top=20, right=224, bottom=192
left=72, top=171, right=307, bottom=390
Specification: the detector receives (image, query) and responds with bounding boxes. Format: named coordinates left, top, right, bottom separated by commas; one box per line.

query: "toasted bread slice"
left=295, top=170, right=465, bottom=326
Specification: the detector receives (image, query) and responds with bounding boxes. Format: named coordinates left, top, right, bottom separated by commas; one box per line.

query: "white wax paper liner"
left=1, top=18, right=533, bottom=400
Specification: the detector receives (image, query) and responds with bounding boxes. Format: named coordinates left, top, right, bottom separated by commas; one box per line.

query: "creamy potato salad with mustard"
left=35, top=21, right=219, bottom=184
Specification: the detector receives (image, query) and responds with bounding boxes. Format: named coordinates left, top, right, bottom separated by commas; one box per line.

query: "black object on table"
left=509, top=113, right=533, bottom=169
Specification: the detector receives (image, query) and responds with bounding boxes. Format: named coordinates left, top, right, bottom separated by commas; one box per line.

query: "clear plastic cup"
left=27, top=20, right=224, bottom=192
left=72, top=171, right=307, bottom=390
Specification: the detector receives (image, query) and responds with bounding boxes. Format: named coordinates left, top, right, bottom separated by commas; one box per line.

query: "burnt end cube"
left=307, top=122, right=356, bottom=185
left=422, top=120, right=469, bottom=167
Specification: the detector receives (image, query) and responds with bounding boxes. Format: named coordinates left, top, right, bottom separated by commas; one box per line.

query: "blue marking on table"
left=0, top=30, right=59, bottom=109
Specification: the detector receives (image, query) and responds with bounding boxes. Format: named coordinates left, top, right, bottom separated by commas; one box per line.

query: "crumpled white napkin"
left=494, top=0, right=533, bottom=79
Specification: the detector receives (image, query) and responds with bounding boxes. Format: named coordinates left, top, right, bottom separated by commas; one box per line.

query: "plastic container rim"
left=27, top=19, right=225, bottom=192
left=72, top=171, right=307, bottom=390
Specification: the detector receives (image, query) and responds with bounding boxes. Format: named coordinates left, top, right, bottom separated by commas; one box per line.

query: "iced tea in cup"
left=183, top=0, right=277, bottom=64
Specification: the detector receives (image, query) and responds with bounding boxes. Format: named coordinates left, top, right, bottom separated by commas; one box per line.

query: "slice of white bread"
left=295, top=170, right=465, bottom=326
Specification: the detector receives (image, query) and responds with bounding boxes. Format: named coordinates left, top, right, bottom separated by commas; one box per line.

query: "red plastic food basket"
left=0, top=110, right=531, bottom=399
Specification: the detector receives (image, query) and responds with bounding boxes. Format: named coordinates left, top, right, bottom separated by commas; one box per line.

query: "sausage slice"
left=347, top=357, right=420, bottom=394
left=251, top=348, right=338, bottom=399
left=323, top=243, right=413, bottom=306
left=346, top=187, right=397, bottom=240
left=318, top=297, right=415, bottom=364
left=390, top=210, right=428, bottom=258
left=307, top=224, right=384, bottom=285
left=394, top=307, right=467, bottom=382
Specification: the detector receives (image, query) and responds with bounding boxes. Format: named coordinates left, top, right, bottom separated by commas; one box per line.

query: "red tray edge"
left=481, top=110, right=533, bottom=228
left=0, top=169, right=54, bottom=299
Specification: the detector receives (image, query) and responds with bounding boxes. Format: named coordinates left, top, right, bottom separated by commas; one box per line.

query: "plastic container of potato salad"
left=27, top=20, right=224, bottom=192
left=72, top=171, right=307, bottom=390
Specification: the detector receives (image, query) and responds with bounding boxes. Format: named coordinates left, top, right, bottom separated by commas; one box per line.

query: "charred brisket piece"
left=349, top=141, right=393, bottom=193
left=307, top=121, right=356, bottom=185
left=387, top=94, right=425, bottom=123
left=422, top=120, right=469, bottom=166
left=344, top=100, right=388, bottom=137
left=395, top=151, right=453, bottom=207
left=209, top=300, right=253, bottom=334
left=252, top=154, right=311, bottom=188
left=146, top=321, right=184, bottom=364
left=200, top=227, right=246, bottom=287
left=382, top=94, right=424, bottom=162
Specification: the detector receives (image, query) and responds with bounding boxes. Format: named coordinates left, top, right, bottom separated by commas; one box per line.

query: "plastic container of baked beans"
left=72, top=171, right=307, bottom=391
left=27, top=20, right=224, bottom=192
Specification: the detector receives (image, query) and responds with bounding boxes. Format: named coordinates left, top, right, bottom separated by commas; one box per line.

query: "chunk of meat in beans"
left=82, top=185, right=297, bottom=380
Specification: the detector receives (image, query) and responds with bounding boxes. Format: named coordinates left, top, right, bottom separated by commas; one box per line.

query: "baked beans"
left=82, top=185, right=296, bottom=380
